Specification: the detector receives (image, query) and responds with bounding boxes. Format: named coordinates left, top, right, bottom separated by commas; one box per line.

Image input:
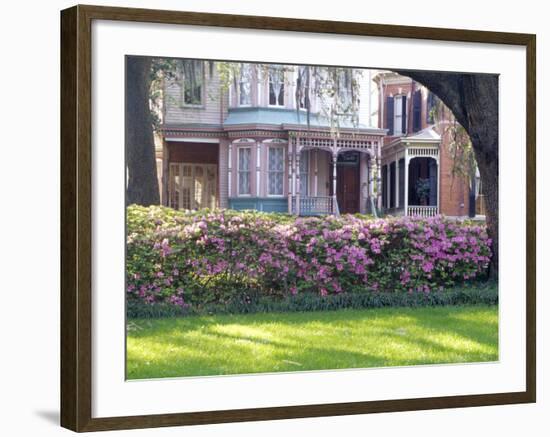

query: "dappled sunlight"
left=127, top=306, right=498, bottom=379
left=209, top=324, right=276, bottom=343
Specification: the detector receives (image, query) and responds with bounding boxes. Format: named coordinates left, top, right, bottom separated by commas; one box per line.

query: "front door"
left=168, top=163, right=218, bottom=210
left=335, top=153, right=360, bottom=214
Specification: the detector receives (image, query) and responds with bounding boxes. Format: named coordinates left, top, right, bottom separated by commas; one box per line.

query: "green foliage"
left=127, top=282, right=497, bottom=318
left=126, top=205, right=493, bottom=310
left=415, top=178, right=431, bottom=203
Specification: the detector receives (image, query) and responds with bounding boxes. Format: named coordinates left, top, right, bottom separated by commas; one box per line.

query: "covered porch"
left=286, top=129, right=385, bottom=216
left=381, top=128, right=441, bottom=217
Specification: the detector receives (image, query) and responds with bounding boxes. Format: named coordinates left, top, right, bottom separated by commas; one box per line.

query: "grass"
left=126, top=305, right=498, bottom=379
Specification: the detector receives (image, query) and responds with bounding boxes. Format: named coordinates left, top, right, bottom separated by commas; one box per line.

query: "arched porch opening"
left=407, top=156, right=438, bottom=216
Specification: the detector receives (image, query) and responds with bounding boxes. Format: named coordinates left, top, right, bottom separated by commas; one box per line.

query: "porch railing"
left=293, top=196, right=336, bottom=215
left=407, top=205, right=438, bottom=217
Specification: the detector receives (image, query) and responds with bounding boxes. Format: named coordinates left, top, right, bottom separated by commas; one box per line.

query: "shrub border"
left=127, top=283, right=498, bottom=319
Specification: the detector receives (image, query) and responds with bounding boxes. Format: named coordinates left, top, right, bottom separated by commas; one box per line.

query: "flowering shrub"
left=126, top=205, right=491, bottom=308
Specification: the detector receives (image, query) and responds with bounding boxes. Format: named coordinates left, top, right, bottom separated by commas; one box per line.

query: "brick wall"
left=437, top=128, right=471, bottom=217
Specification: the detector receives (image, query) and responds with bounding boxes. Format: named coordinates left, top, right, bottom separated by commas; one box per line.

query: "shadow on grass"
left=127, top=306, right=498, bottom=379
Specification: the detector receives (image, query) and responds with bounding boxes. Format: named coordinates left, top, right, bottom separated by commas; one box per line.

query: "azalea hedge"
left=126, top=205, right=492, bottom=309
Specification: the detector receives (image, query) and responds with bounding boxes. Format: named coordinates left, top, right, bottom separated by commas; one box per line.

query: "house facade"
left=154, top=61, right=484, bottom=218
left=375, top=71, right=486, bottom=218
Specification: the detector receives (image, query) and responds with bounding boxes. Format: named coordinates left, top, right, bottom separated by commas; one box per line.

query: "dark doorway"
left=334, top=152, right=360, bottom=214
left=408, top=157, right=438, bottom=206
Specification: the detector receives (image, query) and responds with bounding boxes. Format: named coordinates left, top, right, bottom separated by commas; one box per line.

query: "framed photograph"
left=60, top=4, right=536, bottom=432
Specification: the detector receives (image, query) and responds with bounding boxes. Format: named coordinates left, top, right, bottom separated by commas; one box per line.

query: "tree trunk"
left=126, top=57, right=160, bottom=206
left=395, top=71, right=499, bottom=278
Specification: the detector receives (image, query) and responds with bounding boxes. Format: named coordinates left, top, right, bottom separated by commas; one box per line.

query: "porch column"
left=292, top=137, right=293, bottom=214
left=359, top=153, right=368, bottom=214
left=228, top=142, right=233, bottom=198
left=386, top=160, right=391, bottom=209
left=436, top=157, right=440, bottom=214
left=377, top=161, right=383, bottom=210
left=218, top=139, right=229, bottom=208
left=368, top=157, right=375, bottom=215
left=395, top=156, right=400, bottom=209
left=256, top=141, right=261, bottom=197
left=296, top=147, right=301, bottom=216
left=162, top=139, right=169, bottom=206
left=404, top=149, right=409, bottom=216
left=332, top=151, right=338, bottom=214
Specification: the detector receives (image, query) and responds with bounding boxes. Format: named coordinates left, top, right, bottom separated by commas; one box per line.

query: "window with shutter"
left=393, top=95, right=406, bottom=136
left=386, top=96, right=394, bottom=135
left=401, top=95, right=407, bottom=135
left=426, top=91, right=436, bottom=124
left=413, top=90, right=422, bottom=132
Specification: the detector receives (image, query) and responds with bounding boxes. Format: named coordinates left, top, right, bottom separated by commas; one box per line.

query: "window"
left=337, top=69, right=353, bottom=110
left=268, top=147, right=285, bottom=195
left=412, top=90, right=422, bottom=132
left=299, top=150, right=309, bottom=196
left=297, top=66, right=308, bottom=109
left=268, top=67, right=285, bottom=106
left=239, top=64, right=252, bottom=106
left=426, top=91, right=436, bottom=124
left=238, top=148, right=251, bottom=195
left=182, top=60, right=203, bottom=106
left=393, top=95, right=406, bottom=136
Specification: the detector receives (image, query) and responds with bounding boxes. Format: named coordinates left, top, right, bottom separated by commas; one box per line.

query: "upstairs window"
left=412, top=89, right=422, bottom=132
left=297, top=66, right=309, bottom=109
left=337, top=69, right=353, bottom=111
left=182, top=60, right=203, bottom=106
left=426, top=91, right=437, bottom=124
left=269, top=67, right=285, bottom=107
left=239, top=64, right=252, bottom=106
left=393, top=95, right=407, bottom=136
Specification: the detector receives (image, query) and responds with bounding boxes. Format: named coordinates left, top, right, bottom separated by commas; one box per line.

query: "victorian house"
left=154, top=61, right=485, bottom=218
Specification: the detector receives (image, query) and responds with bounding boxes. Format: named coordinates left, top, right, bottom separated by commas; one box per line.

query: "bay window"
left=239, top=64, right=252, bottom=106
left=268, top=67, right=285, bottom=107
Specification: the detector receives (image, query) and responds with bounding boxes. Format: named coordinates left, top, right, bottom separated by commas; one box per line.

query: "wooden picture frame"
left=60, top=4, right=536, bottom=432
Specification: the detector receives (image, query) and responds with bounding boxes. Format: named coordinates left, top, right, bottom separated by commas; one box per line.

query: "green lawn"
left=126, top=305, right=498, bottom=379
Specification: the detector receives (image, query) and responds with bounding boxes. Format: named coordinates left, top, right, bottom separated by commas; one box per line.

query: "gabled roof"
left=388, top=127, right=441, bottom=147
left=405, top=127, right=441, bottom=142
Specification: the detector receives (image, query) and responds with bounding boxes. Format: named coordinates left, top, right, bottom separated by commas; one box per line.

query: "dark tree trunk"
left=126, top=56, right=160, bottom=206
left=395, top=70, right=499, bottom=279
